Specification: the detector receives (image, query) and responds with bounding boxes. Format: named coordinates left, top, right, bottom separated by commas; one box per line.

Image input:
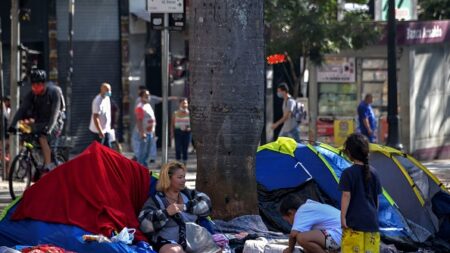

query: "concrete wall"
left=410, top=44, right=450, bottom=159
left=57, top=0, right=121, bottom=153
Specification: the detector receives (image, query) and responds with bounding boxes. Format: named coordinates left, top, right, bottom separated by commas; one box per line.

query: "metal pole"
left=161, top=13, right=169, bottom=164
left=386, top=0, right=403, bottom=150
left=9, top=0, right=20, bottom=170
left=0, top=18, right=6, bottom=179
left=66, top=0, right=74, bottom=136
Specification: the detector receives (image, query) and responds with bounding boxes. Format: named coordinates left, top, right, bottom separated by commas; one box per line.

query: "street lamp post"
left=386, top=0, right=403, bottom=150
left=9, top=0, right=20, bottom=170
left=66, top=0, right=74, bottom=136
left=0, top=18, right=6, bottom=179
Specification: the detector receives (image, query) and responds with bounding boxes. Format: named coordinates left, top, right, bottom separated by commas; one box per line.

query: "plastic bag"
left=111, top=227, right=136, bottom=244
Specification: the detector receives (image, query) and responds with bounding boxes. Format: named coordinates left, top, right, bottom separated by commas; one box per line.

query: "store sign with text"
left=398, top=20, right=450, bottom=45
left=147, top=0, right=184, bottom=13
left=317, top=57, right=356, bottom=83
left=380, top=0, right=414, bottom=21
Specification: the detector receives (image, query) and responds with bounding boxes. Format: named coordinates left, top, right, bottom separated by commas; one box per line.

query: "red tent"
left=12, top=142, right=151, bottom=242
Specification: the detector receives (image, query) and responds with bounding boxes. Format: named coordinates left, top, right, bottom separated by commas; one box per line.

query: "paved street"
left=0, top=148, right=449, bottom=212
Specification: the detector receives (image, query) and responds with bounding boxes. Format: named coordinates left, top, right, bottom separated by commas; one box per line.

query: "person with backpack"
left=271, top=82, right=301, bottom=142
left=8, top=69, right=64, bottom=172
left=339, top=133, right=382, bottom=253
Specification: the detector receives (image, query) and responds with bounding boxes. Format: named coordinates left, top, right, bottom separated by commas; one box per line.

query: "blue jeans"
left=149, top=136, right=157, bottom=161
left=175, top=129, right=191, bottom=161
left=280, top=127, right=301, bottom=143
left=92, top=132, right=112, bottom=148
left=133, top=131, right=153, bottom=166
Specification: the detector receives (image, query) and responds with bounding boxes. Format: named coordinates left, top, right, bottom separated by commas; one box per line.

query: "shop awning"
left=131, top=10, right=150, bottom=22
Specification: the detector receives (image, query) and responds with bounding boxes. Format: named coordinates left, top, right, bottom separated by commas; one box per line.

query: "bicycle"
left=8, top=121, right=67, bottom=200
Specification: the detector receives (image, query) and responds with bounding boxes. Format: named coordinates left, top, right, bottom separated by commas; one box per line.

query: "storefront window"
left=318, top=83, right=357, bottom=116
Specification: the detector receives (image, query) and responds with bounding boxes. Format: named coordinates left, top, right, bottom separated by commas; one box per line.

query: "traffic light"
left=19, top=46, right=29, bottom=85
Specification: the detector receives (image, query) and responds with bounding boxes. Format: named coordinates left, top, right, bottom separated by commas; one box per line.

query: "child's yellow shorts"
left=341, top=228, right=380, bottom=253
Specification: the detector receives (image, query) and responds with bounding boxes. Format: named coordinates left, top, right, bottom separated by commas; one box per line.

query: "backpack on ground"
left=291, top=99, right=307, bottom=124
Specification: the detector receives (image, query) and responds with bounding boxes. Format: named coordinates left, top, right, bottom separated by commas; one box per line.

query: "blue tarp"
left=0, top=203, right=155, bottom=252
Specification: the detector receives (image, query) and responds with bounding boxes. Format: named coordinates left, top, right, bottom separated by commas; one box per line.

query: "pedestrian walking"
left=133, top=89, right=155, bottom=167
left=132, top=85, right=179, bottom=163
left=89, top=82, right=113, bottom=148
left=357, top=94, right=377, bottom=143
left=271, top=82, right=300, bottom=142
left=339, top=133, right=382, bottom=253
left=171, top=98, right=191, bottom=164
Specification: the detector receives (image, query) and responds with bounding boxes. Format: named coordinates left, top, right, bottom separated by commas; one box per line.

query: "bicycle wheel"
left=9, top=154, right=33, bottom=200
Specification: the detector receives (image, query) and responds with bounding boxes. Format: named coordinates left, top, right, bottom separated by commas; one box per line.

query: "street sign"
left=151, top=13, right=185, bottom=30
left=147, top=0, right=184, bottom=13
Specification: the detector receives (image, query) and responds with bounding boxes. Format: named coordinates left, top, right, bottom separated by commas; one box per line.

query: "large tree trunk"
left=189, top=0, right=264, bottom=219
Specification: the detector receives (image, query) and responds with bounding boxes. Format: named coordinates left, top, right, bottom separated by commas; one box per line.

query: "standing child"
left=339, top=133, right=382, bottom=253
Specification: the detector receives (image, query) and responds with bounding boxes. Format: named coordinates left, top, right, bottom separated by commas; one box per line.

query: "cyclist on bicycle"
left=8, top=68, right=65, bottom=172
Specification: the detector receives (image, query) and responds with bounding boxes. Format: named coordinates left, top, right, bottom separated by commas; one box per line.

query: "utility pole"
left=386, top=0, right=403, bottom=150
left=9, top=0, right=20, bottom=167
left=0, top=18, right=6, bottom=179
left=161, top=13, right=169, bottom=164
left=66, top=0, right=75, bottom=135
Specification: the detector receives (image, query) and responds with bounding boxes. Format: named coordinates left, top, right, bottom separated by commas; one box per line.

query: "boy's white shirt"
left=292, top=199, right=342, bottom=244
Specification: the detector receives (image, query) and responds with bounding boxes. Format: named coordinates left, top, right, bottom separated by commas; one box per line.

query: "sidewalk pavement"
left=422, top=159, right=450, bottom=189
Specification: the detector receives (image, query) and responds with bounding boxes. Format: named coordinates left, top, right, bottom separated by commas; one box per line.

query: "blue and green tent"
left=256, top=137, right=416, bottom=244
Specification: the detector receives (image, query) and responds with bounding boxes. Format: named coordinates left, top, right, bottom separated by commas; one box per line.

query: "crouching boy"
left=280, top=194, right=342, bottom=253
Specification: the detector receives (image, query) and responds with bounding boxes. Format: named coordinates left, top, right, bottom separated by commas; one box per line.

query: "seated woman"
left=138, top=161, right=215, bottom=253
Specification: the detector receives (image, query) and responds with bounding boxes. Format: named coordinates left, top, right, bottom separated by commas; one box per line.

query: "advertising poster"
left=334, top=118, right=355, bottom=147
left=316, top=117, right=334, bottom=145
left=317, top=57, right=356, bottom=83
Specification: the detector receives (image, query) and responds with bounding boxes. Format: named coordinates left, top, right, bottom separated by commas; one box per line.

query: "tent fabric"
left=432, top=191, right=450, bottom=241
left=0, top=203, right=155, bottom=253
left=257, top=140, right=340, bottom=205
left=368, top=144, right=449, bottom=240
left=11, top=142, right=151, bottom=242
left=256, top=137, right=297, bottom=157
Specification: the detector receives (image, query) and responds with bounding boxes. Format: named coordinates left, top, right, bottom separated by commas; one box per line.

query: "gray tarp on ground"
left=212, top=215, right=286, bottom=239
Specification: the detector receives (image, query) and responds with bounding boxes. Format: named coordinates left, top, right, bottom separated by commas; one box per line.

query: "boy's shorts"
left=342, top=228, right=380, bottom=253
left=320, top=230, right=340, bottom=251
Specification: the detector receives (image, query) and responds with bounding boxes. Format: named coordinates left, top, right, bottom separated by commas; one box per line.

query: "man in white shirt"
left=89, top=82, right=113, bottom=148
left=280, top=194, right=342, bottom=253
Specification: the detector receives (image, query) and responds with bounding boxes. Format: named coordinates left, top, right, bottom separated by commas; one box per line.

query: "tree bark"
left=189, top=0, right=264, bottom=219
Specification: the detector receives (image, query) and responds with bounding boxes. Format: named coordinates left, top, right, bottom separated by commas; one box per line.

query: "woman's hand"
left=166, top=203, right=185, bottom=216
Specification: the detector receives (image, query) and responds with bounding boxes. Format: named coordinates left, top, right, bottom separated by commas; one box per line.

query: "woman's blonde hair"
left=156, top=161, right=187, bottom=192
